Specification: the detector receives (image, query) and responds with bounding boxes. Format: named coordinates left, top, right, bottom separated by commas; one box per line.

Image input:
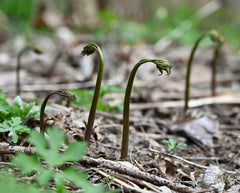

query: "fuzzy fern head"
left=81, top=43, right=99, bottom=56
left=207, top=30, right=224, bottom=44
left=32, top=47, right=43, bottom=54
left=152, top=59, right=172, bottom=76
left=11, top=127, right=116, bottom=193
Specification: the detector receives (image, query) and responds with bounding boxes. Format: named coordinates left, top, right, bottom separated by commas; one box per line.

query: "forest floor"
left=0, top=31, right=240, bottom=192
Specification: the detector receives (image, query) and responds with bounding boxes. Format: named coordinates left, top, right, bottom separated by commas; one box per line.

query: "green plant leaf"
left=0, top=117, right=30, bottom=143
left=0, top=90, right=7, bottom=100
left=11, top=152, right=42, bottom=174
left=165, top=139, right=187, bottom=151
left=28, top=129, right=47, bottom=158
left=63, top=167, right=106, bottom=193
left=59, top=141, right=87, bottom=164
left=9, top=96, right=40, bottom=121
left=176, top=142, right=187, bottom=149
left=13, top=96, right=23, bottom=107
left=165, top=139, right=178, bottom=150
left=0, top=173, right=43, bottom=193
left=54, top=173, right=66, bottom=193
left=11, top=126, right=115, bottom=192
left=45, top=127, right=66, bottom=167
left=36, top=169, right=55, bottom=186
left=0, top=101, right=11, bottom=117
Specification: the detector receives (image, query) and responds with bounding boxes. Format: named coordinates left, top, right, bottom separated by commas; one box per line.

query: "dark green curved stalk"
left=40, top=90, right=77, bottom=133
left=16, top=46, right=43, bottom=96
left=81, top=43, right=104, bottom=142
left=120, top=59, right=172, bottom=160
left=184, top=30, right=224, bottom=112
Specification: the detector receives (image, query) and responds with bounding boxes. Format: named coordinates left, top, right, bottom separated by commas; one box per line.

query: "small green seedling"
left=120, top=59, right=172, bottom=160
left=165, top=139, right=187, bottom=152
left=0, top=117, right=30, bottom=143
left=10, top=126, right=115, bottom=193
left=81, top=43, right=104, bottom=142
left=0, top=93, right=40, bottom=143
left=105, top=175, right=115, bottom=186
left=40, top=90, right=76, bottom=132
left=0, top=92, right=39, bottom=121
left=137, top=150, right=142, bottom=157
left=16, top=45, right=43, bottom=96
left=184, top=30, right=224, bottom=112
left=151, top=152, right=156, bottom=160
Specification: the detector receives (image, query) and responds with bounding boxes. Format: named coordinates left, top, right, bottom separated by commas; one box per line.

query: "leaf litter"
left=0, top=35, right=240, bottom=192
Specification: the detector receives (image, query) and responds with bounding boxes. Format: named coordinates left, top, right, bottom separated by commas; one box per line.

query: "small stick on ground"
left=81, top=156, right=197, bottom=193
left=0, top=143, right=36, bottom=154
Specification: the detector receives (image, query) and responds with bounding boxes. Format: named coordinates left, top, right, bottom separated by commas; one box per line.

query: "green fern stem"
left=184, top=30, right=224, bottom=112
left=81, top=43, right=104, bottom=142
left=120, top=59, right=172, bottom=160
left=16, top=46, right=43, bottom=96
left=40, top=90, right=76, bottom=133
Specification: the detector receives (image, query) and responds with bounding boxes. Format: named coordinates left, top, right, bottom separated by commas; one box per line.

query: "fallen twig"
left=0, top=143, right=35, bottom=154
left=96, top=169, right=156, bottom=193
left=81, top=156, right=197, bottom=193
left=131, top=93, right=240, bottom=110
left=107, top=171, right=164, bottom=193
left=150, top=148, right=237, bottom=175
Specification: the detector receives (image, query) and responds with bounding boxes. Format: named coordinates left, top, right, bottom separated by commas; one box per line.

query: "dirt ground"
left=0, top=32, right=240, bottom=192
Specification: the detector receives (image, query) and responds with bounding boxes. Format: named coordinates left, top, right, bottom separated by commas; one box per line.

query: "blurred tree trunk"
left=69, top=0, right=99, bottom=27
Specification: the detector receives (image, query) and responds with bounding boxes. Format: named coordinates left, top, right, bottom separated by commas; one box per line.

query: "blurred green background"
left=0, top=0, right=239, bottom=49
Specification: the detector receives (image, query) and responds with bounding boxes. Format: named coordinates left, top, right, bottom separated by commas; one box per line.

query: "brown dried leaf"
left=165, top=159, right=177, bottom=178
left=170, top=115, right=219, bottom=147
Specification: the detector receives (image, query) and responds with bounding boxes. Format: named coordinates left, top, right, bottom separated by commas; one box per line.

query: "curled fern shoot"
left=40, top=90, right=77, bottom=133
left=81, top=43, right=104, bottom=142
left=184, top=30, right=224, bottom=112
left=16, top=46, right=43, bottom=96
left=120, top=59, right=172, bottom=160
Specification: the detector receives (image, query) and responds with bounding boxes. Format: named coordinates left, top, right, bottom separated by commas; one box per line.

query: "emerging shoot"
left=40, top=90, right=76, bottom=133
left=120, top=59, right=172, bottom=160
left=81, top=43, right=104, bottom=142
left=184, top=30, right=224, bottom=112
left=16, top=46, right=43, bottom=96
